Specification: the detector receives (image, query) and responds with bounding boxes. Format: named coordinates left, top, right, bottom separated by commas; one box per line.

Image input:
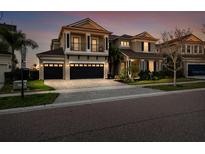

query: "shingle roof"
left=120, top=49, right=163, bottom=59
left=132, top=32, right=158, bottom=41
left=109, top=35, right=119, bottom=40
left=160, top=34, right=203, bottom=46
left=121, top=34, right=133, bottom=39
left=37, top=48, right=64, bottom=56
left=0, top=23, right=17, bottom=31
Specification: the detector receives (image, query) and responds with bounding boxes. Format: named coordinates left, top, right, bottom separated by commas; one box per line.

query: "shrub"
left=119, top=68, right=128, bottom=80
left=138, top=70, right=151, bottom=80
left=29, top=70, right=39, bottom=80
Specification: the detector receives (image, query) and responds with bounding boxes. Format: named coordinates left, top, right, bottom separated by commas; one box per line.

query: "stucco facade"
left=37, top=18, right=111, bottom=80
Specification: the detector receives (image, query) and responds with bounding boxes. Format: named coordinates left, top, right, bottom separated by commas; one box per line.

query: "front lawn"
left=27, top=80, right=55, bottom=91
left=146, top=82, right=205, bottom=91
left=126, top=78, right=198, bottom=85
left=0, top=93, right=59, bottom=110
left=0, top=80, right=54, bottom=94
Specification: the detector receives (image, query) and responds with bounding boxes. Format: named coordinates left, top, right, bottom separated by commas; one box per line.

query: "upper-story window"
left=182, top=45, right=185, bottom=53
left=194, top=45, right=198, bottom=54
left=141, top=42, right=151, bottom=52
left=120, top=41, right=129, bottom=47
left=73, top=37, right=80, bottom=51
left=92, top=38, right=97, bottom=52
left=144, top=42, right=149, bottom=52
left=187, top=45, right=191, bottom=54
left=199, top=45, right=203, bottom=53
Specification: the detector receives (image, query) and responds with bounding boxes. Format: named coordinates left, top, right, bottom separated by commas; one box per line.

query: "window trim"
left=120, top=41, right=130, bottom=47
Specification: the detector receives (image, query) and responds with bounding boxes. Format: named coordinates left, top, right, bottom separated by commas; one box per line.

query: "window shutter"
left=146, top=61, right=149, bottom=71
left=105, top=37, right=108, bottom=50
left=67, top=33, right=70, bottom=48
left=141, top=42, right=144, bottom=51
left=148, top=42, right=151, bottom=52
left=87, top=36, right=90, bottom=49
left=154, top=61, right=156, bottom=71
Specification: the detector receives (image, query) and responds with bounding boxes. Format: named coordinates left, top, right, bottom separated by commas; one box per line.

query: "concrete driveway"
left=44, top=79, right=126, bottom=90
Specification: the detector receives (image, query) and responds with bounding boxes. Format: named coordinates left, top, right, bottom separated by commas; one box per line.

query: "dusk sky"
left=1, top=11, right=205, bottom=67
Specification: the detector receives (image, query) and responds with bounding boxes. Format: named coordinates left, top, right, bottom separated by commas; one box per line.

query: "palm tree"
left=108, top=44, right=122, bottom=78
left=0, top=27, right=38, bottom=73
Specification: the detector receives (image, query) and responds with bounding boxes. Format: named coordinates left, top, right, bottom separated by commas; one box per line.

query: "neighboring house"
left=0, top=23, right=16, bottom=83
left=0, top=51, right=11, bottom=84
left=37, top=18, right=111, bottom=80
left=158, top=34, right=205, bottom=77
left=110, top=32, right=163, bottom=77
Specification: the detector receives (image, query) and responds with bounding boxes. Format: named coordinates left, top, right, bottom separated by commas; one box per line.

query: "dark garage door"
left=188, top=64, right=205, bottom=76
left=70, top=63, right=104, bottom=79
left=44, top=64, right=63, bottom=79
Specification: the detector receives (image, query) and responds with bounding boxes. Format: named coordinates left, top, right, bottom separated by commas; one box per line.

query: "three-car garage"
left=42, top=63, right=105, bottom=80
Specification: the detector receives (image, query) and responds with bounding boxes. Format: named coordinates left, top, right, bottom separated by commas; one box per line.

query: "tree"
left=0, top=27, right=38, bottom=73
left=108, top=44, right=123, bottom=78
left=160, top=27, right=191, bottom=86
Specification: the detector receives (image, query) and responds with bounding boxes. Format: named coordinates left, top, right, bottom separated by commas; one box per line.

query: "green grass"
left=0, top=93, right=59, bottom=110
left=0, top=80, right=54, bottom=94
left=127, top=78, right=198, bottom=85
left=27, top=80, right=55, bottom=91
left=146, top=82, right=205, bottom=91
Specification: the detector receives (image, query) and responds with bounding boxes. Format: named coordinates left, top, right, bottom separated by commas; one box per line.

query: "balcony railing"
left=70, top=42, right=105, bottom=52
left=71, top=42, right=86, bottom=51
left=91, top=44, right=104, bottom=52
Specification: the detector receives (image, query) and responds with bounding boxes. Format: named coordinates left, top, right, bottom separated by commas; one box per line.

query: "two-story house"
left=37, top=18, right=111, bottom=80
left=158, top=34, right=205, bottom=77
left=110, top=32, right=163, bottom=77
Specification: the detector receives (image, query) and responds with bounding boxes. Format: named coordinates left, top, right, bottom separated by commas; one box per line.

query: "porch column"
left=39, top=60, right=44, bottom=80
left=127, top=59, right=132, bottom=78
left=65, top=55, right=70, bottom=80
left=158, top=60, right=162, bottom=71
left=156, top=61, right=159, bottom=72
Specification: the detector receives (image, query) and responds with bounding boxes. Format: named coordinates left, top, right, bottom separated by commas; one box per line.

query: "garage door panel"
left=70, top=64, right=104, bottom=79
left=188, top=64, right=205, bottom=76
left=44, top=64, right=63, bottom=79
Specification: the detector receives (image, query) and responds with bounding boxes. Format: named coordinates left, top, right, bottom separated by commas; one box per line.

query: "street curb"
left=0, top=88, right=205, bottom=115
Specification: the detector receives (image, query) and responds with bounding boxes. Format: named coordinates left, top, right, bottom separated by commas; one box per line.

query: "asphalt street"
left=0, top=90, right=205, bottom=141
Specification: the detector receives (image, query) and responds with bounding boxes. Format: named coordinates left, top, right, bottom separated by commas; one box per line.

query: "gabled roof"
left=121, top=34, right=133, bottom=39
left=37, top=48, right=64, bottom=57
left=132, top=31, right=158, bottom=41
left=120, top=49, right=163, bottom=59
left=109, top=35, right=119, bottom=40
left=110, top=34, right=133, bottom=41
left=110, top=32, right=158, bottom=41
left=62, top=18, right=112, bottom=34
left=160, top=34, right=204, bottom=45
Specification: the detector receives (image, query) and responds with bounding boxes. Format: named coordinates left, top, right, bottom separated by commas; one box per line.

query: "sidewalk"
left=0, top=80, right=205, bottom=98
left=0, top=87, right=205, bottom=115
